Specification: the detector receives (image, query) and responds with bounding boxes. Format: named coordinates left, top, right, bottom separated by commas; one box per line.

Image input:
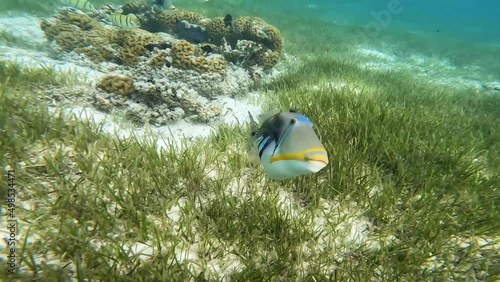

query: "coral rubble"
left=40, top=5, right=281, bottom=125
left=122, top=5, right=283, bottom=69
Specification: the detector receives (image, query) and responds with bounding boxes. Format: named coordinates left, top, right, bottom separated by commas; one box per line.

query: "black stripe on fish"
left=257, top=135, right=272, bottom=160
left=272, top=117, right=299, bottom=156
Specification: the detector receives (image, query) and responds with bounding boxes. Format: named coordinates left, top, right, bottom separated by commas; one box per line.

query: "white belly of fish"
left=260, top=141, right=325, bottom=180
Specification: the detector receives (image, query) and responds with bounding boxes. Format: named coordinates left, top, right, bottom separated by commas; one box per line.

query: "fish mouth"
left=305, top=153, right=329, bottom=166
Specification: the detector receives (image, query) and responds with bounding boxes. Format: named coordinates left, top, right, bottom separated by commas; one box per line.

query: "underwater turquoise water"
left=276, top=0, right=500, bottom=45
left=1, top=0, right=498, bottom=79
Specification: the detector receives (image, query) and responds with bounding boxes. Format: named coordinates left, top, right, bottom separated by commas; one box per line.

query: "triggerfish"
left=247, top=110, right=329, bottom=180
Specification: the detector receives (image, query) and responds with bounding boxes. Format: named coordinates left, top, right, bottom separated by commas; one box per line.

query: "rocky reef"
left=39, top=3, right=282, bottom=125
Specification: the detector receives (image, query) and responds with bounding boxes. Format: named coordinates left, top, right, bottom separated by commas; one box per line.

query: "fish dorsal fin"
left=248, top=111, right=258, bottom=132
left=257, top=110, right=280, bottom=125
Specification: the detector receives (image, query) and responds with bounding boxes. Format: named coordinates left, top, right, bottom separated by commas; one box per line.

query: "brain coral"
left=231, top=17, right=282, bottom=52
left=203, top=16, right=283, bottom=69
left=205, top=17, right=230, bottom=45
left=116, top=4, right=283, bottom=69
left=40, top=12, right=108, bottom=51
left=171, top=40, right=225, bottom=74
left=152, top=10, right=204, bottom=33
left=98, top=75, right=135, bottom=95
left=40, top=9, right=176, bottom=66
left=40, top=7, right=275, bottom=126
left=109, top=29, right=167, bottom=65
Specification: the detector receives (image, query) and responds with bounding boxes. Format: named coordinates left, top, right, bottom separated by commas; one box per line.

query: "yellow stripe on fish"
left=110, top=13, right=141, bottom=29
left=247, top=110, right=329, bottom=180
left=270, top=147, right=328, bottom=164
left=60, top=0, right=96, bottom=11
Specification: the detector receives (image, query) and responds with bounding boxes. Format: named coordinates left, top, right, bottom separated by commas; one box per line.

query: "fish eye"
left=290, top=118, right=297, bottom=124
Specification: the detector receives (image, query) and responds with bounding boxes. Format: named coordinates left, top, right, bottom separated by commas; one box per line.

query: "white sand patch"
left=217, top=96, right=262, bottom=126
left=224, top=168, right=263, bottom=199
left=0, top=13, right=267, bottom=168
left=0, top=15, right=105, bottom=83
left=128, top=241, right=154, bottom=259
left=159, top=197, right=245, bottom=279
left=357, top=47, right=397, bottom=61
left=206, top=254, right=243, bottom=278
left=170, top=241, right=243, bottom=280
left=55, top=96, right=261, bottom=150
left=166, top=198, right=186, bottom=223
left=355, top=46, right=499, bottom=92
left=295, top=197, right=382, bottom=275
left=422, top=235, right=499, bottom=277
left=311, top=81, right=364, bottom=94
left=175, top=242, right=200, bottom=262
left=313, top=198, right=374, bottom=251
left=0, top=46, right=106, bottom=83
left=276, top=189, right=302, bottom=218
left=0, top=15, right=47, bottom=45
